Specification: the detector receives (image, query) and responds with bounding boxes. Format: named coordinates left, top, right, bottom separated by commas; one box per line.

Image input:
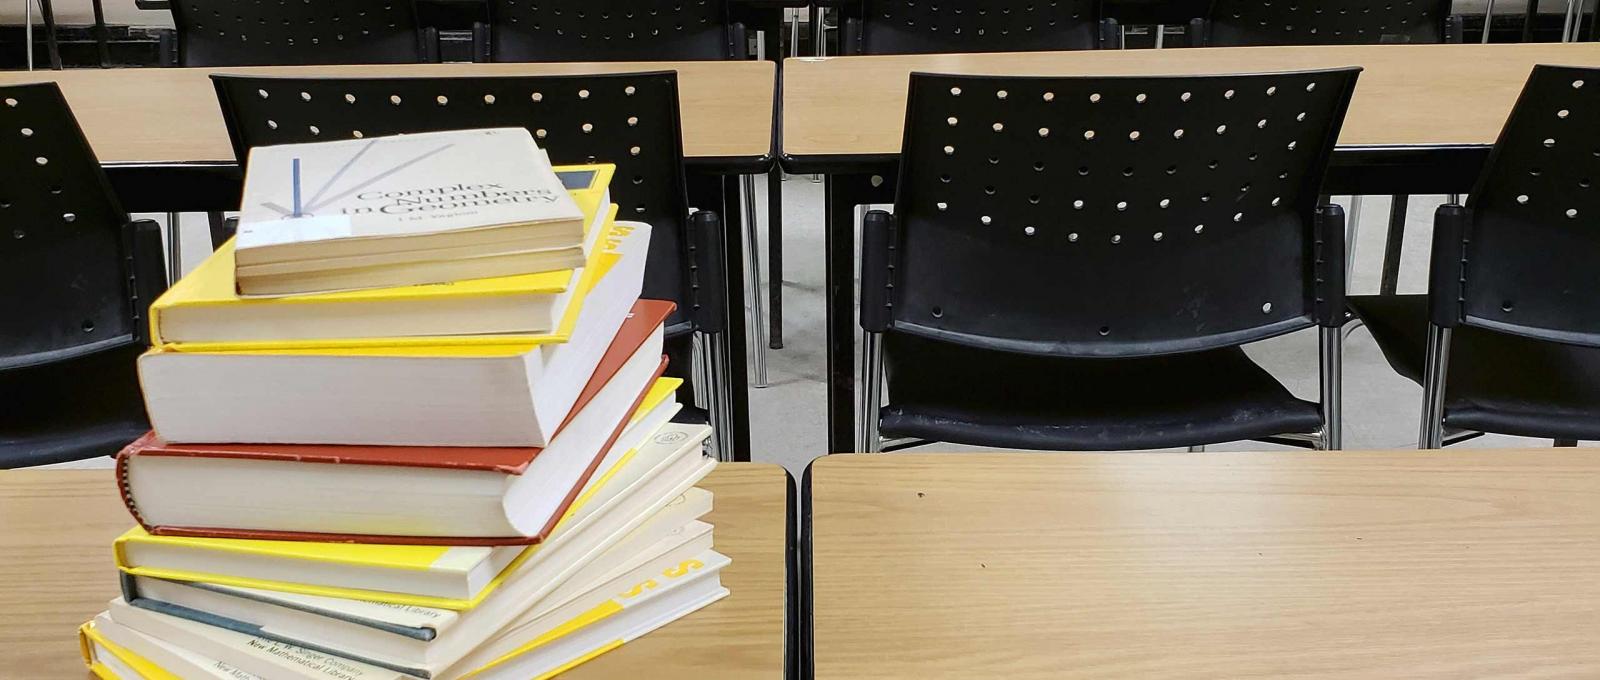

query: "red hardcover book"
left=115, top=300, right=676, bottom=546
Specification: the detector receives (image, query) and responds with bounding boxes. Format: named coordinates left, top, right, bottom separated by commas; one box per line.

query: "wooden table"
left=0, top=464, right=794, bottom=679
left=806, top=451, right=1600, bottom=678
left=780, top=42, right=1600, bottom=452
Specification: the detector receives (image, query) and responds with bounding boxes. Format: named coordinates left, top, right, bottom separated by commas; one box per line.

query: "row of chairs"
left=857, top=64, right=1600, bottom=454
left=0, top=71, right=735, bottom=468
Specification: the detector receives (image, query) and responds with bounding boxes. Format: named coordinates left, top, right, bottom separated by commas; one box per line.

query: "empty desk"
left=806, top=451, right=1600, bottom=677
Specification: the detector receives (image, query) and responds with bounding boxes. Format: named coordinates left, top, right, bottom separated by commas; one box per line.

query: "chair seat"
left=0, top=343, right=150, bottom=468
left=1351, top=294, right=1600, bottom=441
left=879, top=333, right=1323, bottom=451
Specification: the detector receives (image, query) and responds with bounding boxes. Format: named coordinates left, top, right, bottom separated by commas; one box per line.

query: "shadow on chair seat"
left=1353, top=294, right=1600, bottom=441
left=1, top=343, right=150, bottom=468
left=878, top=334, right=1323, bottom=451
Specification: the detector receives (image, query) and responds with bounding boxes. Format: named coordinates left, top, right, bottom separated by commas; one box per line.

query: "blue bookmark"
left=291, top=157, right=303, bottom=217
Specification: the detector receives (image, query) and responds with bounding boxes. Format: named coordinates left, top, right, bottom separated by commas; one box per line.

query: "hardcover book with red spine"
left=115, top=300, right=677, bottom=546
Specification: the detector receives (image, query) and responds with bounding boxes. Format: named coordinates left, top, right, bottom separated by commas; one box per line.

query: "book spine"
left=114, top=450, right=156, bottom=536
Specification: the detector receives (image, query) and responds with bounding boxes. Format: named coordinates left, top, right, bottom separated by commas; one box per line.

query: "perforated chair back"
left=483, top=0, right=745, bottom=62
left=0, top=83, right=156, bottom=371
left=1204, top=0, right=1455, bottom=46
left=210, top=72, right=698, bottom=331
left=841, top=0, right=1106, bottom=55
left=1443, top=65, right=1600, bottom=348
left=169, top=0, right=434, bottom=66
left=873, top=69, right=1360, bottom=358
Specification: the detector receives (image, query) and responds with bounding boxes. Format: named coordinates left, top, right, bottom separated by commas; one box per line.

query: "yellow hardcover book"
left=154, top=165, right=615, bottom=351
left=79, top=620, right=181, bottom=680
left=113, top=378, right=681, bottom=611
left=159, top=206, right=621, bottom=355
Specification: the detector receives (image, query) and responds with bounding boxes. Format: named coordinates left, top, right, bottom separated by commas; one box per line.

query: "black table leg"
left=1380, top=195, right=1409, bottom=296
left=768, top=167, right=784, bottom=349
left=720, top=175, right=754, bottom=461
left=824, top=174, right=855, bottom=452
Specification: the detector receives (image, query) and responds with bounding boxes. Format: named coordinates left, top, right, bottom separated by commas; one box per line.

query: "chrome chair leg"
left=165, top=212, right=183, bottom=283
left=1320, top=325, right=1344, bottom=451
left=859, top=331, right=884, bottom=453
left=703, top=331, right=737, bottom=462
left=24, top=0, right=34, bottom=71
left=1482, top=0, right=1497, bottom=43
left=1345, top=195, right=1364, bottom=280
left=741, top=175, right=769, bottom=388
left=1419, top=324, right=1453, bottom=449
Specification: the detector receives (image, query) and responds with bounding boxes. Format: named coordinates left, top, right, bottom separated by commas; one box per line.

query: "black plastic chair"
left=163, top=0, right=440, bottom=66
left=839, top=0, right=1115, bottom=54
left=1350, top=65, right=1600, bottom=449
left=0, top=83, right=168, bottom=468
left=1200, top=0, right=1461, bottom=46
left=476, top=0, right=746, bottom=62
left=858, top=69, right=1361, bottom=452
left=208, top=72, right=739, bottom=458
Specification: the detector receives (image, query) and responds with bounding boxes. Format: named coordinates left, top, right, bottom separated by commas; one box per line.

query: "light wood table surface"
left=784, top=42, right=1600, bottom=160
left=0, top=61, right=776, bottom=164
left=808, top=451, right=1600, bottom=678
left=0, top=464, right=792, bottom=679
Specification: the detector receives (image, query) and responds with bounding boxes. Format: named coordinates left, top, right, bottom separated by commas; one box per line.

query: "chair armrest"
left=419, top=26, right=442, bottom=64
left=1428, top=203, right=1469, bottom=328
left=860, top=210, right=894, bottom=333
left=471, top=21, right=491, bottom=63
left=688, top=210, right=727, bottom=334
left=1187, top=18, right=1208, bottom=47
left=1098, top=18, right=1122, bottom=49
left=125, top=219, right=169, bottom=345
left=1444, top=14, right=1466, bottom=43
left=1313, top=204, right=1347, bottom=328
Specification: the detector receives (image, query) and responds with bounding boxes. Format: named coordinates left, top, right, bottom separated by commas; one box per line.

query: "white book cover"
left=237, top=128, right=582, bottom=257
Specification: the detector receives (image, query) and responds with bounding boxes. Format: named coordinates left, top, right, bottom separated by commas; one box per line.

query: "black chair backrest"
left=1204, top=0, right=1454, bottom=46
left=0, top=83, right=145, bottom=370
left=483, top=0, right=744, bottom=62
left=170, top=0, right=431, bottom=66
left=841, top=0, right=1105, bottom=55
left=1452, top=64, right=1600, bottom=347
left=879, top=69, right=1360, bottom=357
left=210, top=72, right=697, bottom=330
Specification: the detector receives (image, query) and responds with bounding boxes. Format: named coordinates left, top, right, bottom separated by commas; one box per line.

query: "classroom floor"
left=39, top=181, right=1573, bottom=474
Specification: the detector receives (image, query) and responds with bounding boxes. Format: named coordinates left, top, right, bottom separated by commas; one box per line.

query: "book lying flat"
left=122, top=311, right=673, bottom=543
left=152, top=167, right=613, bottom=346
left=138, top=226, right=655, bottom=447
left=235, top=128, right=586, bottom=295
left=83, top=614, right=264, bottom=680
left=112, top=423, right=714, bottom=612
left=122, top=495, right=714, bottom=677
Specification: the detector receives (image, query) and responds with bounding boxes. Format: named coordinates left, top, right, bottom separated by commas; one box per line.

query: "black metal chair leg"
left=1380, top=195, right=1409, bottom=296
left=90, top=0, right=112, bottom=67
left=37, top=0, right=63, bottom=70
left=1524, top=0, right=1540, bottom=41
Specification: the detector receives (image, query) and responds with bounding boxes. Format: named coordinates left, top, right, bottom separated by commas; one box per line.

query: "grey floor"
left=38, top=184, right=1575, bottom=474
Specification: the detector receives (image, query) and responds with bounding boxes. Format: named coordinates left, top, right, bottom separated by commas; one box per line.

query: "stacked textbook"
left=77, top=129, right=728, bottom=680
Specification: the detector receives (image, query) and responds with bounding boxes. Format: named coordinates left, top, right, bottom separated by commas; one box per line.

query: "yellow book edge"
left=79, top=621, right=182, bottom=680
left=154, top=203, right=621, bottom=355
left=111, top=377, right=681, bottom=611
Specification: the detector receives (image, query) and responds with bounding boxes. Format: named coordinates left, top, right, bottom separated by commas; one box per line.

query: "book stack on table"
left=76, top=128, right=728, bottom=680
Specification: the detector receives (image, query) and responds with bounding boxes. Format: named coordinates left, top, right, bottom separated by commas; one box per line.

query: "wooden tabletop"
left=809, top=451, right=1600, bottom=678
left=0, top=61, right=775, bottom=164
left=0, top=463, right=791, bottom=679
left=784, top=42, right=1600, bottom=159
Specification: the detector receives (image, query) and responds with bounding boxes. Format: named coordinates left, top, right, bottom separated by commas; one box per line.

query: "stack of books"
left=77, top=128, right=728, bottom=680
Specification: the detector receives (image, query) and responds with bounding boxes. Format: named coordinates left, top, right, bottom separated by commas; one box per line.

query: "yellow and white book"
left=450, top=549, right=731, bottom=680
left=153, top=165, right=612, bottom=346
left=116, top=424, right=715, bottom=677
left=81, top=614, right=263, bottom=680
left=107, top=599, right=407, bottom=680
left=139, top=221, right=653, bottom=448
left=235, top=129, right=589, bottom=296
